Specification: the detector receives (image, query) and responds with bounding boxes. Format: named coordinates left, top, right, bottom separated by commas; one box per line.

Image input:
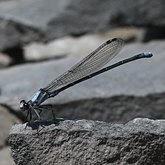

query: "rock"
left=8, top=118, right=165, bottom=165
left=0, top=147, right=15, bottom=165
left=0, top=105, right=21, bottom=148
left=39, top=93, right=165, bottom=123
left=0, top=0, right=69, bottom=50
left=0, top=16, right=40, bottom=51
left=0, top=40, right=164, bottom=110
left=0, top=0, right=164, bottom=50
left=24, top=27, right=144, bottom=61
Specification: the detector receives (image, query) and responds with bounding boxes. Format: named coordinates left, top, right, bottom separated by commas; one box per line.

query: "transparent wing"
left=43, top=38, right=124, bottom=92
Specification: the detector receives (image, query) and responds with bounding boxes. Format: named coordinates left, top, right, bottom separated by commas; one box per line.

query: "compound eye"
left=20, top=100, right=28, bottom=111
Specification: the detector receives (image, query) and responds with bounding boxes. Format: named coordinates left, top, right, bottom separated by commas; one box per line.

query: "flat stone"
left=0, top=40, right=164, bottom=110
left=8, top=118, right=165, bottom=165
left=0, top=105, right=20, bottom=148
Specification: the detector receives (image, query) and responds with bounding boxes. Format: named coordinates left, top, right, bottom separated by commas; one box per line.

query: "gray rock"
left=0, top=15, right=40, bottom=51
left=0, top=0, right=70, bottom=50
left=8, top=118, right=165, bottom=165
left=0, top=0, right=164, bottom=50
left=0, top=105, right=21, bottom=148
left=46, top=0, right=164, bottom=41
left=39, top=93, right=165, bottom=123
left=0, top=40, right=164, bottom=110
left=24, top=28, right=144, bottom=61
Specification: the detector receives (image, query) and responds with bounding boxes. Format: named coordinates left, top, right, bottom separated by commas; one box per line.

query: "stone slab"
left=8, top=118, right=165, bottom=165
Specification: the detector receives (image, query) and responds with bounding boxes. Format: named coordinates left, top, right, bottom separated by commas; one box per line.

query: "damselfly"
left=20, top=38, right=153, bottom=121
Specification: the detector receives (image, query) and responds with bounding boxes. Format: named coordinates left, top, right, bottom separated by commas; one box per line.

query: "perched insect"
left=20, top=38, right=153, bottom=121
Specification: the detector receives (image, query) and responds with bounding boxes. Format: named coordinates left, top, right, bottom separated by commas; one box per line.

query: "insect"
left=20, top=38, right=153, bottom=121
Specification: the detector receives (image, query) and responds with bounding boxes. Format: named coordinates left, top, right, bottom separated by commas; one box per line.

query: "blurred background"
left=0, top=0, right=165, bottom=164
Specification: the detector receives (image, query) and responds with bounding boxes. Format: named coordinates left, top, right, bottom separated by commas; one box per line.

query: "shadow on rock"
left=36, top=92, right=165, bottom=124
left=25, top=118, right=65, bottom=131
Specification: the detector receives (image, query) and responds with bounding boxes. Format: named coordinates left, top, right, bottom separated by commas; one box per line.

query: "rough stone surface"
left=8, top=118, right=165, bottom=165
left=0, top=40, right=164, bottom=110
left=0, top=0, right=164, bottom=50
left=0, top=105, right=21, bottom=148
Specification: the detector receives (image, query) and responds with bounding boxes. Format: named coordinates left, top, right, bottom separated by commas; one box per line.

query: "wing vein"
left=43, top=38, right=124, bottom=92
